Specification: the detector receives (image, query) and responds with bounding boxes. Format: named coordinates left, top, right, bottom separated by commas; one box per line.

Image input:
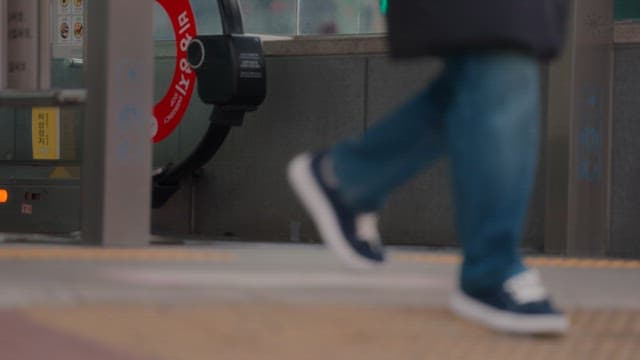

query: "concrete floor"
left=0, top=241, right=639, bottom=359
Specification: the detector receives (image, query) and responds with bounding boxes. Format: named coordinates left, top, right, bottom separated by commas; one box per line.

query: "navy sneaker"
left=450, top=269, right=569, bottom=335
left=287, top=152, right=385, bottom=269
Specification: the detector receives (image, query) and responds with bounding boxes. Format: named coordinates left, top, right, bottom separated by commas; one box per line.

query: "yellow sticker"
left=49, top=167, right=73, bottom=179
left=32, top=107, right=61, bottom=160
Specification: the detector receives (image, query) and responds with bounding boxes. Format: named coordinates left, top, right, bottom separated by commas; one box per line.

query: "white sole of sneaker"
left=287, top=153, right=382, bottom=270
left=450, top=289, right=569, bottom=335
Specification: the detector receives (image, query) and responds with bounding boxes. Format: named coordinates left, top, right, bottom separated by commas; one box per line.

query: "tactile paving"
left=24, top=305, right=640, bottom=360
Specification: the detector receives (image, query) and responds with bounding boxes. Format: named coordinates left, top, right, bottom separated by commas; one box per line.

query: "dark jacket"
left=387, top=0, right=569, bottom=59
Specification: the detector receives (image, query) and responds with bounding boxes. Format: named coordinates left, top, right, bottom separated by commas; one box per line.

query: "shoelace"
left=504, top=269, right=549, bottom=304
left=355, top=213, right=382, bottom=248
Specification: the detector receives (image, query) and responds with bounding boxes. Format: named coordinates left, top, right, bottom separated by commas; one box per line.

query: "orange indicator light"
left=0, top=189, right=8, bottom=204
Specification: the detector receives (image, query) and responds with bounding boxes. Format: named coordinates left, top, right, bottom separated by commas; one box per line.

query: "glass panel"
left=153, top=0, right=386, bottom=39
left=153, top=3, right=175, bottom=40
left=298, top=0, right=385, bottom=35
left=190, top=0, right=223, bottom=35
left=240, top=0, right=297, bottom=35
left=154, top=0, right=222, bottom=41
left=615, top=0, right=640, bottom=21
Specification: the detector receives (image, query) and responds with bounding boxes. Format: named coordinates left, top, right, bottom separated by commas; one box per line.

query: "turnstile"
left=0, top=0, right=265, bottom=245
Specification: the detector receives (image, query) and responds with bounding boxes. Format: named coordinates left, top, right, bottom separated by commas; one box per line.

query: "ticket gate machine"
left=153, top=0, right=266, bottom=208
left=0, top=0, right=265, bottom=244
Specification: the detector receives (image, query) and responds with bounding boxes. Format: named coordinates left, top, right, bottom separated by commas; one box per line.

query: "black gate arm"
left=152, top=0, right=266, bottom=208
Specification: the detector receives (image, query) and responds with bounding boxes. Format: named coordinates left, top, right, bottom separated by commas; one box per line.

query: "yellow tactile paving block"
left=394, top=253, right=640, bottom=270
left=25, top=305, right=640, bottom=360
left=0, top=247, right=234, bottom=262
left=0, top=245, right=638, bottom=270
left=394, top=253, right=462, bottom=265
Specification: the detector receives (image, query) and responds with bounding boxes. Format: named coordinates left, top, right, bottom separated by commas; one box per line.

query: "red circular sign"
left=153, top=0, right=198, bottom=143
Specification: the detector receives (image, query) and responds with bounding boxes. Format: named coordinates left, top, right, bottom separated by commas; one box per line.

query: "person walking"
left=288, top=0, right=570, bottom=335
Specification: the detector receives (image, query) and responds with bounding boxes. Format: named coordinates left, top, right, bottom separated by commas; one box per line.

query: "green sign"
left=380, top=0, right=388, bottom=15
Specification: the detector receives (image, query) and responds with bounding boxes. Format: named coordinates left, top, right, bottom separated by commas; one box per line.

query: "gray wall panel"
left=151, top=177, right=192, bottom=236
left=365, top=57, right=456, bottom=246
left=610, top=46, right=640, bottom=257
left=363, top=57, right=547, bottom=249
left=194, top=56, right=367, bottom=242
left=14, top=109, right=32, bottom=161
left=185, top=55, right=557, bottom=251
left=176, top=96, right=211, bottom=160
left=0, top=109, right=15, bottom=161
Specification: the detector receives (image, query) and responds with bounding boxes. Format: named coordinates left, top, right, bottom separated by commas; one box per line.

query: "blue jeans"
left=330, top=53, right=540, bottom=291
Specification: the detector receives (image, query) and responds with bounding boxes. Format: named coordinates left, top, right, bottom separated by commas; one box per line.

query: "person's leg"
left=330, top=70, right=453, bottom=212
left=443, top=53, right=540, bottom=292
left=288, top=67, right=454, bottom=267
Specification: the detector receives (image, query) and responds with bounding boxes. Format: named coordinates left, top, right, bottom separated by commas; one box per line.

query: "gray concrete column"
left=82, top=0, right=154, bottom=246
